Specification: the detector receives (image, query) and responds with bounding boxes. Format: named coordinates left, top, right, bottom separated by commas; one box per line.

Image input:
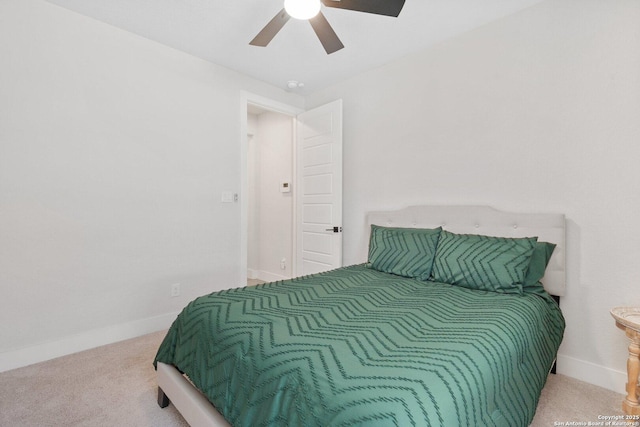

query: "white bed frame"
left=156, top=205, right=566, bottom=426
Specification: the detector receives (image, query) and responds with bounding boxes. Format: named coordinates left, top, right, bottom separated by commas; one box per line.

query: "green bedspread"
left=154, top=264, right=564, bottom=427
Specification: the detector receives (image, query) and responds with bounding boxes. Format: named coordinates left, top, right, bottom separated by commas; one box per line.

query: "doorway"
left=240, top=93, right=303, bottom=287
left=240, top=93, right=343, bottom=287
left=246, top=105, right=295, bottom=283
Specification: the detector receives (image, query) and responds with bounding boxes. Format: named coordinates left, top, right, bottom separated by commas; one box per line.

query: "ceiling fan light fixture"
left=284, top=0, right=321, bottom=20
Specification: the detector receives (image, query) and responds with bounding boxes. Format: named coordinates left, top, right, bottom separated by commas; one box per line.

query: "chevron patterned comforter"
left=154, top=264, right=564, bottom=427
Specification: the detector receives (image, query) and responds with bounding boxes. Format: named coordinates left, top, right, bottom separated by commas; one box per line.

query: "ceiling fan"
left=250, top=0, right=406, bottom=54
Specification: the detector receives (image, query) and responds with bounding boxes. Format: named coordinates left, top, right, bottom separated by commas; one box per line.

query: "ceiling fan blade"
left=249, top=8, right=290, bottom=47
left=321, top=0, right=405, bottom=17
left=309, top=11, right=344, bottom=54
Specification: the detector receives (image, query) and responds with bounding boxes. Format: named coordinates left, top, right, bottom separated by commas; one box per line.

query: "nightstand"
left=611, top=307, right=640, bottom=415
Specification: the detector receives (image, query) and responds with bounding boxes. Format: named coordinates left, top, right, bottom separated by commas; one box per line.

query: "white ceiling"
left=46, top=0, right=545, bottom=93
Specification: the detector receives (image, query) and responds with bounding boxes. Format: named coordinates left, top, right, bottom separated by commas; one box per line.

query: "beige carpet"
left=0, top=330, right=625, bottom=426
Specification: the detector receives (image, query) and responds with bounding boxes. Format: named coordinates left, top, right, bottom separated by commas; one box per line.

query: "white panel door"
left=296, top=99, right=342, bottom=276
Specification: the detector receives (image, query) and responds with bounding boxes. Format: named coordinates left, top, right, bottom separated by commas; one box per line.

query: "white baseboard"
left=556, top=353, right=627, bottom=394
left=251, top=270, right=290, bottom=283
left=0, top=311, right=180, bottom=373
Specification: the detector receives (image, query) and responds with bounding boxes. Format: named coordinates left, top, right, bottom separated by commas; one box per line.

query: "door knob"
left=325, top=226, right=342, bottom=233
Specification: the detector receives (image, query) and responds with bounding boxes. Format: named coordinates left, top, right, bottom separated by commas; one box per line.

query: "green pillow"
left=431, top=230, right=538, bottom=294
left=523, top=241, right=556, bottom=288
left=368, top=225, right=442, bottom=280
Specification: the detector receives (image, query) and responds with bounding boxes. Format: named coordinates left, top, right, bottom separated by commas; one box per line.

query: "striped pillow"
left=368, top=225, right=442, bottom=280
left=431, top=230, right=537, bottom=294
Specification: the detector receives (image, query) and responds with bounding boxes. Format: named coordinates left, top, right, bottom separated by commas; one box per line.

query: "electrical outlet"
left=171, top=283, right=181, bottom=297
left=280, top=258, right=286, bottom=270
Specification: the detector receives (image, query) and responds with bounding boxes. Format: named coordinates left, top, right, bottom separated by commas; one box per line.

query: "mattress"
left=154, top=264, right=564, bottom=427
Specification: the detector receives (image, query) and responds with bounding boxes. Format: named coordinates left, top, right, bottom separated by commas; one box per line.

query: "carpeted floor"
left=0, top=330, right=625, bottom=426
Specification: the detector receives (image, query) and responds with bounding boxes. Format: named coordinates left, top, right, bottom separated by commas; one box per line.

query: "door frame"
left=240, top=91, right=304, bottom=286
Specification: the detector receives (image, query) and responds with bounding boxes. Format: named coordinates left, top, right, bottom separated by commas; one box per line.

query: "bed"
left=154, top=205, right=566, bottom=427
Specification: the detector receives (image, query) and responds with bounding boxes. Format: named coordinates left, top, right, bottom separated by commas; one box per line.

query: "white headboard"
left=364, top=206, right=566, bottom=296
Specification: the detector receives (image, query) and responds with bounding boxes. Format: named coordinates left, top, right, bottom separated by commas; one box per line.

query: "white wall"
left=307, top=0, right=640, bottom=393
left=0, top=0, right=303, bottom=371
left=247, top=112, right=294, bottom=281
